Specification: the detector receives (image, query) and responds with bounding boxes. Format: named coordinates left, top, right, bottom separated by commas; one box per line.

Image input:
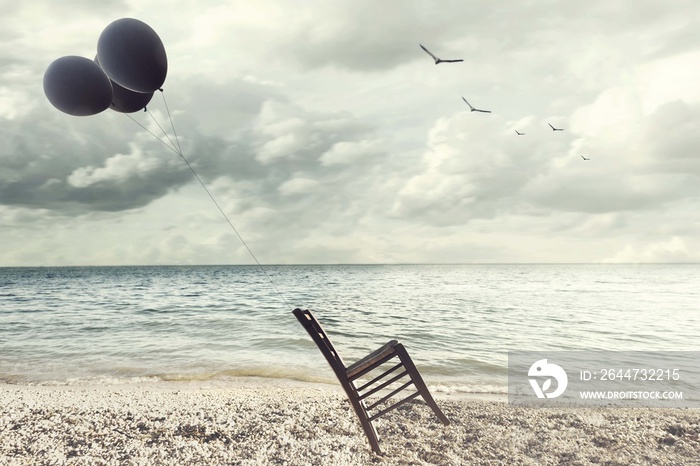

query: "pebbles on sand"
left=1, top=381, right=699, bottom=465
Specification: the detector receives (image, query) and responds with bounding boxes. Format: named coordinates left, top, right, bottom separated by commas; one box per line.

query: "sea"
left=0, top=264, right=698, bottom=397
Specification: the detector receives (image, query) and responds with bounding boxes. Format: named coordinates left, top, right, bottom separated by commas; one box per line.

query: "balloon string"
left=123, top=112, right=180, bottom=155
left=159, top=90, right=183, bottom=156
left=135, top=91, right=294, bottom=312
left=145, top=108, right=179, bottom=153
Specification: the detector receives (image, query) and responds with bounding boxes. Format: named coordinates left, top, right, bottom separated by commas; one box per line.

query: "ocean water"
left=0, top=264, right=698, bottom=395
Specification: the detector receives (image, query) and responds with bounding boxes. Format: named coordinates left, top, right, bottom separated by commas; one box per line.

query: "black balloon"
left=111, top=83, right=154, bottom=113
left=43, top=56, right=113, bottom=116
left=95, top=55, right=154, bottom=113
left=97, top=18, right=167, bottom=93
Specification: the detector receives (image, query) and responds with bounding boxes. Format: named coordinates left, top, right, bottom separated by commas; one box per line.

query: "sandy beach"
left=1, top=379, right=698, bottom=466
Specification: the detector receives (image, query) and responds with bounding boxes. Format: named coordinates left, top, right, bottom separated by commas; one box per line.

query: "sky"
left=1, top=1, right=700, bottom=266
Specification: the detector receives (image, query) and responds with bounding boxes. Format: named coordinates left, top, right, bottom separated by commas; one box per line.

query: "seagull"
left=515, top=130, right=525, bottom=135
left=580, top=155, right=590, bottom=160
left=462, top=97, right=491, bottom=113
left=419, top=44, right=464, bottom=64
left=548, top=123, right=564, bottom=131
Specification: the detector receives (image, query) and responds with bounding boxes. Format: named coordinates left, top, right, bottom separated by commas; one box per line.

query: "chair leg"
left=340, top=383, right=382, bottom=454
left=347, top=394, right=382, bottom=454
left=397, top=346, right=450, bottom=426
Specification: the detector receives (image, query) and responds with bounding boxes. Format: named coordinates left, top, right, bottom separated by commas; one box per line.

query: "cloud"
left=390, top=112, right=552, bottom=225
left=389, top=70, right=700, bottom=232
left=285, top=3, right=441, bottom=72
left=172, top=1, right=488, bottom=73
left=603, top=237, right=698, bottom=263
left=0, top=102, right=194, bottom=213
left=320, top=140, right=382, bottom=166
left=3, top=1, right=700, bottom=265
left=67, top=144, right=167, bottom=188
left=277, top=177, right=320, bottom=196
left=0, top=60, right=388, bottom=215
left=528, top=96, right=700, bottom=214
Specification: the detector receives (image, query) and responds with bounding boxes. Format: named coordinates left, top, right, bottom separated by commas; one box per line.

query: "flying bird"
left=419, top=44, right=464, bottom=64
left=515, top=130, right=525, bottom=135
left=548, top=123, right=564, bottom=131
left=580, top=155, right=590, bottom=160
left=462, top=97, right=491, bottom=113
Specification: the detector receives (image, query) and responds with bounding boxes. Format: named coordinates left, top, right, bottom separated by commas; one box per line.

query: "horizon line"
left=1, top=262, right=699, bottom=268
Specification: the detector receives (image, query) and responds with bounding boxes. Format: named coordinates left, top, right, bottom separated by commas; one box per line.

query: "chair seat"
left=346, top=340, right=399, bottom=378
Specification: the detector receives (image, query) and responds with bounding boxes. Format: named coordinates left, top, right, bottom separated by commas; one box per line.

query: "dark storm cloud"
left=0, top=109, right=193, bottom=213
left=0, top=74, right=385, bottom=218
left=0, top=74, right=255, bottom=214
left=183, top=99, right=386, bottom=217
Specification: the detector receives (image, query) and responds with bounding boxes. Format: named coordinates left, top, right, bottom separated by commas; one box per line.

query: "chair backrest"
left=293, top=308, right=347, bottom=380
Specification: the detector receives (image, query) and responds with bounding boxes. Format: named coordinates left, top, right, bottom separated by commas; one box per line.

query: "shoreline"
left=0, top=376, right=508, bottom=402
left=2, top=380, right=699, bottom=465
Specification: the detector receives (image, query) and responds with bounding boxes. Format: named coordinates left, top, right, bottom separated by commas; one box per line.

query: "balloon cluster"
left=43, top=18, right=168, bottom=116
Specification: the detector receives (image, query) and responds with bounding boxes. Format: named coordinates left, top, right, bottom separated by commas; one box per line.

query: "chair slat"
left=358, top=370, right=409, bottom=400
left=366, top=380, right=415, bottom=411
left=355, top=362, right=404, bottom=392
left=368, top=391, right=422, bottom=422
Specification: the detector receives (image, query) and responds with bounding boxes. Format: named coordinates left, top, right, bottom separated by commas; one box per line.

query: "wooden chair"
left=292, top=308, right=450, bottom=454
